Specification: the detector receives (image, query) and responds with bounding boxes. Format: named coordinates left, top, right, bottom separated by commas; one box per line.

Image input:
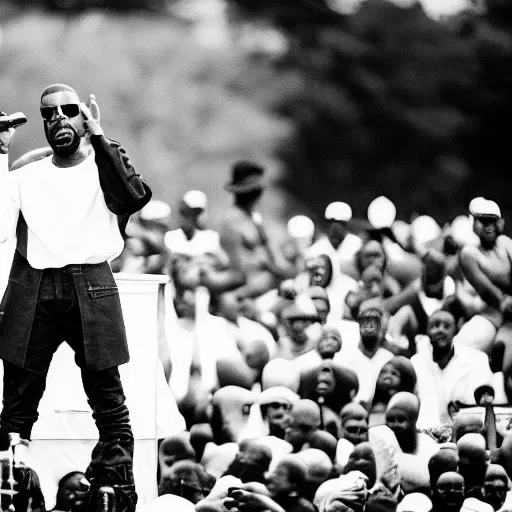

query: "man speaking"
left=0, top=83, right=152, bottom=511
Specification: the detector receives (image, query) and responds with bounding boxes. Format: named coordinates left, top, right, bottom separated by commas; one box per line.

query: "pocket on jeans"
left=87, top=284, right=119, bottom=299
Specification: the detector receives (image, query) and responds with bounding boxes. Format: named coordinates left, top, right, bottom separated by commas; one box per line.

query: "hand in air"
left=80, top=94, right=103, bottom=136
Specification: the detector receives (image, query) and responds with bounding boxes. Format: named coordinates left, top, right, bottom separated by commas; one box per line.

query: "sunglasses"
left=40, top=104, right=81, bottom=121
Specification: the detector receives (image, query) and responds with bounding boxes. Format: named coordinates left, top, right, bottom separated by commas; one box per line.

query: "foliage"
left=230, top=0, right=512, bottom=225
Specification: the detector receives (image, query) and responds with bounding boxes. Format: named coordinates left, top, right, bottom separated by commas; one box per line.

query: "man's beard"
left=222, top=456, right=267, bottom=484
left=45, top=122, right=81, bottom=157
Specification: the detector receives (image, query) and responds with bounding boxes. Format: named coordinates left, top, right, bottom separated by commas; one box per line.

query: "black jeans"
left=0, top=265, right=133, bottom=453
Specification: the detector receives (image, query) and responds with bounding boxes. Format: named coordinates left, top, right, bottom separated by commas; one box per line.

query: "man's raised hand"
left=80, top=94, right=103, bottom=137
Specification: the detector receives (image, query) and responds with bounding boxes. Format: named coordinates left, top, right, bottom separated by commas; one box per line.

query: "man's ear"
left=498, top=218, right=505, bottom=233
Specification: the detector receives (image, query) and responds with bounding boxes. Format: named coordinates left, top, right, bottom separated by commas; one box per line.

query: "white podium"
left=23, top=273, right=168, bottom=509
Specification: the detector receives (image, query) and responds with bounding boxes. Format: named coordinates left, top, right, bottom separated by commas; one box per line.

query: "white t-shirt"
left=164, top=228, right=220, bottom=258
left=412, top=342, right=494, bottom=429
left=0, top=152, right=124, bottom=269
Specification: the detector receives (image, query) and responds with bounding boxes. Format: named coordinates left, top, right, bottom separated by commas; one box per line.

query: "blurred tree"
left=229, top=0, right=512, bottom=225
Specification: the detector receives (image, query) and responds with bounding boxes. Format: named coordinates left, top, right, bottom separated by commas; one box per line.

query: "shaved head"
left=41, top=84, right=78, bottom=102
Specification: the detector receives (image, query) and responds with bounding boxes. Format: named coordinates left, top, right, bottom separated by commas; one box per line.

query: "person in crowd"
left=283, top=215, right=316, bottom=273
left=307, top=286, right=331, bottom=325
left=457, top=198, right=512, bottom=401
left=276, top=295, right=321, bottom=360
left=343, top=443, right=377, bottom=489
left=385, top=249, right=457, bottom=348
left=303, top=252, right=358, bottom=322
left=164, top=190, right=221, bottom=260
left=335, top=305, right=393, bottom=406
left=299, top=360, right=359, bottom=416
left=0, top=85, right=152, bottom=510
left=158, top=459, right=215, bottom=504
left=457, top=433, right=488, bottom=501
left=285, top=399, right=322, bottom=453
left=411, top=309, right=494, bottom=429
left=208, top=386, right=256, bottom=444
left=482, top=464, right=511, bottom=511
left=372, top=392, right=439, bottom=494
left=293, top=325, right=343, bottom=374
left=241, top=386, right=299, bottom=440
left=158, top=432, right=196, bottom=476
left=355, top=240, right=402, bottom=298
left=111, top=234, right=164, bottom=274
left=344, top=265, right=386, bottom=321
left=217, top=161, right=295, bottom=300
left=369, top=355, right=417, bottom=427
left=428, top=444, right=460, bottom=492
left=264, top=454, right=316, bottom=512
left=222, top=438, right=272, bottom=484
left=336, top=403, right=370, bottom=471
left=52, top=471, right=87, bottom=512
left=295, top=448, right=335, bottom=502
left=309, top=430, right=338, bottom=463
left=307, top=201, right=363, bottom=275
left=431, top=471, right=466, bottom=512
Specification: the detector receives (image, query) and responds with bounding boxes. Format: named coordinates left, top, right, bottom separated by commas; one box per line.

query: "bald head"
left=41, top=84, right=78, bottom=102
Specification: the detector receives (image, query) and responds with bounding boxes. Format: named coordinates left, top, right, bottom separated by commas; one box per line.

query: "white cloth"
left=369, top=425, right=439, bottom=494
left=461, top=497, right=494, bottom=512
left=164, top=228, right=220, bottom=257
left=328, top=319, right=361, bottom=353
left=412, top=342, right=494, bottom=429
left=335, top=438, right=355, bottom=468
left=334, top=347, right=393, bottom=404
left=0, top=153, right=124, bottom=268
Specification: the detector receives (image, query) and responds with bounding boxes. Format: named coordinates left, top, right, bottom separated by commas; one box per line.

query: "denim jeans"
left=0, top=265, right=133, bottom=456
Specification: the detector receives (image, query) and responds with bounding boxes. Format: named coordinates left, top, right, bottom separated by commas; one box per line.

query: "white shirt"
left=412, top=342, right=494, bottom=429
left=164, top=228, right=220, bottom=257
left=0, top=153, right=124, bottom=269
left=334, top=346, right=393, bottom=404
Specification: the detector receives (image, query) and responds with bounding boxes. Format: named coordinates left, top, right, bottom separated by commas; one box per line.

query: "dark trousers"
left=0, top=265, right=133, bottom=453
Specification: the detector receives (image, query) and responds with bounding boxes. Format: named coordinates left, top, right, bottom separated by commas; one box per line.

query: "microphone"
left=0, top=112, right=27, bottom=131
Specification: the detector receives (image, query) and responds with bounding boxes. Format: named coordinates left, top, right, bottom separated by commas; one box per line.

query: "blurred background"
left=0, top=0, right=511, bottom=233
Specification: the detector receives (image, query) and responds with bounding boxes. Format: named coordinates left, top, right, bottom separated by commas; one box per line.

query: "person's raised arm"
left=459, top=246, right=505, bottom=309
left=81, top=97, right=152, bottom=216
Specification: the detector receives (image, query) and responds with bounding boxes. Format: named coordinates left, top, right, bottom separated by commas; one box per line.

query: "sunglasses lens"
left=61, top=104, right=80, bottom=118
left=40, top=107, right=54, bottom=120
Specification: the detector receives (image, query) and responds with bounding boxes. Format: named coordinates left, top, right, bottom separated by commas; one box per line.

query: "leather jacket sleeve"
left=91, top=134, right=152, bottom=216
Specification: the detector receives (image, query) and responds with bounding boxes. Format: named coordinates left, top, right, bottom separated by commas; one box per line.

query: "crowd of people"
left=109, top=159, right=512, bottom=511
left=2, top=86, right=512, bottom=512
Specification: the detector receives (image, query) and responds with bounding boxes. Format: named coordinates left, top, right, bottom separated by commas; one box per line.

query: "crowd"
left=2, top=90, right=512, bottom=511
left=106, top=159, right=512, bottom=512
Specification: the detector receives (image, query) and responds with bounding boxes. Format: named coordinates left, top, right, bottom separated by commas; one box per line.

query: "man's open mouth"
left=52, top=127, right=74, bottom=144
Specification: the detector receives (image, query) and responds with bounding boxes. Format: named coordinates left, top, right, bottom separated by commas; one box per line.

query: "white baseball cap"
left=367, top=196, right=396, bottom=229
left=469, top=197, right=501, bottom=219
left=287, top=215, right=315, bottom=238
left=182, top=189, right=207, bottom=210
left=324, top=202, right=352, bottom=222
left=139, top=200, right=171, bottom=222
